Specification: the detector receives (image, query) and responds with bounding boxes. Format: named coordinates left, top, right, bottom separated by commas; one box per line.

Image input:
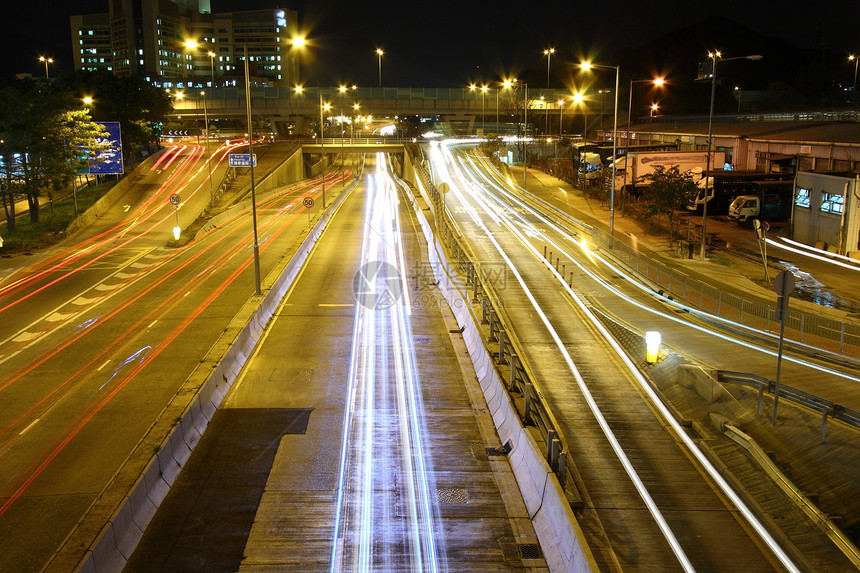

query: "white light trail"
left=330, top=154, right=440, bottom=572
left=448, top=145, right=860, bottom=384
left=429, top=143, right=696, bottom=572
left=436, top=141, right=801, bottom=572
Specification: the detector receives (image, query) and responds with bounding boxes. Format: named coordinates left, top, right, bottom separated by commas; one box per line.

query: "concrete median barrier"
left=65, top=176, right=360, bottom=573
left=401, top=174, right=596, bottom=572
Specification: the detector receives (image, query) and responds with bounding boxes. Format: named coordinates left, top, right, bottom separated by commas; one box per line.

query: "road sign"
left=303, top=197, right=314, bottom=208
left=228, top=153, right=257, bottom=167
left=169, top=194, right=181, bottom=205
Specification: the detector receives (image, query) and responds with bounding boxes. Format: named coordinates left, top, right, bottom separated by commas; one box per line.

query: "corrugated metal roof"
left=629, top=121, right=860, bottom=144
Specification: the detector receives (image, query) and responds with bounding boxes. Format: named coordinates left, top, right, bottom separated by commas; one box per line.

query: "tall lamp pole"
left=581, top=61, right=620, bottom=242
left=244, top=45, right=261, bottom=294
left=39, top=56, right=53, bottom=80
left=850, top=55, right=858, bottom=103
left=626, top=77, right=664, bottom=149
left=376, top=48, right=384, bottom=88
left=202, top=90, right=213, bottom=206
left=700, top=52, right=762, bottom=261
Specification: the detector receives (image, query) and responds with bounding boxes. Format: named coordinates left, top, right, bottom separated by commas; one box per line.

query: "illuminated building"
left=69, top=1, right=299, bottom=88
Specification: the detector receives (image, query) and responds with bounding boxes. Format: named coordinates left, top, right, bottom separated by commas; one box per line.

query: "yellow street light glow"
left=654, top=77, right=665, bottom=86
left=173, top=226, right=181, bottom=240
left=184, top=40, right=198, bottom=49
left=645, top=331, right=661, bottom=363
left=376, top=48, right=384, bottom=56
left=573, top=92, right=584, bottom=103
left=295, top=85, right=303, bottom=93
left=339, top=85, right=347, bottom=93
left=82, top=96, right=93, bottom=105
left=293, top=36, right=305, bottom=47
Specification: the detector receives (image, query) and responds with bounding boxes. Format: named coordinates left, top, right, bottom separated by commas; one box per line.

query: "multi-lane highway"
left=122, top=153, right=545, bottom=572
left=422, top=140, right=859, bottom=571
left=2, top=135, right=858, bottom=572
left=0, top=140, right=351, bottom=572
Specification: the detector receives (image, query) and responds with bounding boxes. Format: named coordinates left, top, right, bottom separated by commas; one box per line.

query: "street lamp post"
left=581, top=61, right=620, bottom=242
left=626, top=77, right=664, bottom=150
left=320, top=95, right=330, bottom=208
left=207, top=51, right=216, bottom=87
left=291, top=37, right=305, bottom=86
left=201, top=90, right=213, bottom=206
left=39, top=56, right=53, bottom=80
left=244, top=45, right=261, bottom=294
left=376, top=48, right=384, bottom=88
left=735, top=85, right=742, bottom=113
left=522, top=83, right=529, bottom=188
left=544, top=48, right=555, bottom=88
left=573, top=92, right=585, bottom=138
left=481, top=85, right=487, bottom=136
left=700, top=52, right=762, bottom=261
left=699, top=52, right=761, bottom=261
left=650, top=103, right=659, bottom=117
left=850, top=55, right=858, bottom=102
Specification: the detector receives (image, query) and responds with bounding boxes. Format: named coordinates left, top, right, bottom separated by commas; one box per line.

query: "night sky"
left=2, top=0, right=857, bottom=87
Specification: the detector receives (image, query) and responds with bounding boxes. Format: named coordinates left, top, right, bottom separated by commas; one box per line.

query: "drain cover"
left=436, top=487, right=468, bottom=504
left=518, top=543, right=543, bottom=560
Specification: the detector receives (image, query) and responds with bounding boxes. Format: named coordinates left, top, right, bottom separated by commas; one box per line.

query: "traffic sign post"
left=228, top=153, right=257, bottom=168
left=303, top=196, right=314, bottom=225
left=771, top=270, right=796, bottom=425
left=170, top=194, right=181, bottom=240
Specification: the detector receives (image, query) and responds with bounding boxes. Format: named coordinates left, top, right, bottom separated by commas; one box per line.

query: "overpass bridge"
left=170, top=85, right=575, bottom=136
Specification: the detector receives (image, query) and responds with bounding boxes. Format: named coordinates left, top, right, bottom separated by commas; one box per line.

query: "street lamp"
left=650, top=103, right=659, bottom=117
left=581, top=61, right=620, bottom=241
left=626, top=77, right=664, bottom=149
left=291, top=36, right=305, bottom=85
left=244, top=45, right=262, bottom=294
left=320, top=96, right=331, bottom=208
left=544, top=48, right=555, bottom=88
left=850, top=55, right=858, bottom=102
left=376, top=48, right=384, bottom=88
left=699, top=51, right=762, bottom=261
left=201, top=90, right=213, bottom=206
left=39, top=56, right=53, bottom=80
left=573, top=92, right=585, bottom=138
left=481, top=85, right=488, bottom=136
left=735, top=85, right=742, bottom=113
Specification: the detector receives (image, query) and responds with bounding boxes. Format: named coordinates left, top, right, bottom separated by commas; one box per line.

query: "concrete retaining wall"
left=399, top=151, right=596, bottom=572
left=65, top=150, right=167, bottom=238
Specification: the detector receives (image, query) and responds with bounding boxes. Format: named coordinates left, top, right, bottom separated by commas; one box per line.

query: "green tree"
left=56, top=70, right=172, bottom=165
left=639, top=165, right=698, bottom=239
left=0, top=81, right=108, bottom=226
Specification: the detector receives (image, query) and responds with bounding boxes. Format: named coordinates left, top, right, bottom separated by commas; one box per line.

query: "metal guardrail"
left=718, top=370, right=860, bottom=442
left=589, top=225, right=860, bottom=358
left=411, top=155, right=570, bottom=488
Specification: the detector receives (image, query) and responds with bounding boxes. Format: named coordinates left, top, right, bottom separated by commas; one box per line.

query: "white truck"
left=613, top=150, right=724, bottom=195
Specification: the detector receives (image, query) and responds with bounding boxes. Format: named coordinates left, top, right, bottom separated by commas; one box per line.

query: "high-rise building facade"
left=70, top=0, right=299, bottom=88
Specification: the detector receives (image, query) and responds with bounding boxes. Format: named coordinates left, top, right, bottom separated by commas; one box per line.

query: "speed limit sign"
left=303, top=197, right=314, bottom=208
left=169, top=194, right=181, bottom=205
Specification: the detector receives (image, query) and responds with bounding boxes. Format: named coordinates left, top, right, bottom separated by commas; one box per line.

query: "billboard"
left=89, top=121, right=124, bottom=175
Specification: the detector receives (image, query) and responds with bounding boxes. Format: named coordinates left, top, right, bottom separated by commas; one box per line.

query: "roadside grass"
left=1, top=181, right=115, bottom=254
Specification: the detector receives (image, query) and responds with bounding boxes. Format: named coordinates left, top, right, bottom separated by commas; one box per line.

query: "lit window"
left=795, top=188, right=810, bottom=208
left=820, top=193, right=844, bottom=214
